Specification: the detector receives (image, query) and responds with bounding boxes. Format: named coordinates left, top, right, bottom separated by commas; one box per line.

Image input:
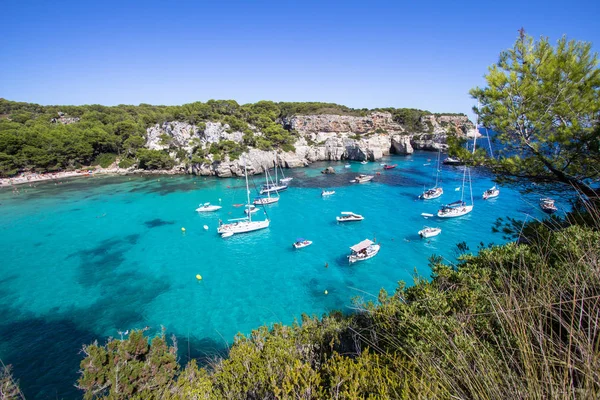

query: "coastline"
left=0, top=168, right=188, bottom=188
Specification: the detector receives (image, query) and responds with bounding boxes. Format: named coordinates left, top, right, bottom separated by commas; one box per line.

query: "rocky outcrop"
left=143, top=111, right=475, bottom=177
left=321, top=167, right=336, bottom=174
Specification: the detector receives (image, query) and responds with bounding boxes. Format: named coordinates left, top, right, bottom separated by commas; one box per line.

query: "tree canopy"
left=470, top=32, right=600, bottom=198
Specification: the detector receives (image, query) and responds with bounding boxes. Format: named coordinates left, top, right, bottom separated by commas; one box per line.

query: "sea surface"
left=0, top=152, right=566, bottom=399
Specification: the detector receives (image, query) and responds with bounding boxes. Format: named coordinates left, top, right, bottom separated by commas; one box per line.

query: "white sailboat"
left=260, top=159, right=288, bottom=194
left=277, top=154, right=293, bottom=184
left=438, top=111, right=478, bottom=218
left=254, top=167, right=280, bottom=205
left=217, top=162, right=270, bottom=236
left=482, top=127, right=500, bottom=200
left=420, top=147, right=443, bottom=200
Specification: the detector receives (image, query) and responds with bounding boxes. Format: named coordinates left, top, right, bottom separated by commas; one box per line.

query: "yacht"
left=352, top=174, right=374, bottom=183
left=254, top=167, right=280, bottom=205
left=321, top=189, right=335, bottom=197
left=336, top=212, right=364, bottom=222
left=348, top=239, right=380, bottom=263
left=418, top=226, right=442, bottom=238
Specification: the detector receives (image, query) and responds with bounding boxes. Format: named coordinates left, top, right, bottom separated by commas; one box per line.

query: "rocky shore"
left=147, top=111, right=476, bottom=178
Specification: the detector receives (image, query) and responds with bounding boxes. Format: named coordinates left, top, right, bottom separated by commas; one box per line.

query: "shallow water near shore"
left=0, top=152, right=567, bottom=399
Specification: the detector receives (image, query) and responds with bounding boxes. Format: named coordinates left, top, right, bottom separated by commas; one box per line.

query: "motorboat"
left=280, top=177, right=293, bottom=184
left=483, top=186, right=500, bottom=200
left=437, top=201, right=473, bottom=218
left=348, top=239, right=380, bottom=263
left=344, top=164, right=351, bottom=168
left=383, top=164, right=397, bottom=170
left=420, top=187, right=443, bottom=200
left=352, top=174, right=374, bottom=183
left=540, top=197, right=558, bottom=214
left=217, top=162, right=270, bottom=235
left=196, top=202, right=222, bottom=212
left=361, top=160, right=368, bottom=165
left=442, top=156, right=464, bottom=166
left=418, top=226, right=442, bottom=238
left=260, top=182, right=288, bottom=195
left=293, top=238, right=312, bottom=249
left=321, top=189, right=335, bottom=197
left=336, top=211, right=364, bottom=222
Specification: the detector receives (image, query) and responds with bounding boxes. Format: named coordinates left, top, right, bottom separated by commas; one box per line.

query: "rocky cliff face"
left=143, top=112, right=475, bottom=176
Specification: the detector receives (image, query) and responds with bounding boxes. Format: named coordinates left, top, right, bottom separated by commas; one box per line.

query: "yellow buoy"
left=196, top=274, right=202, bottom=280
left=181, top=227, right=186, bottom=232
left=324, top=290, right=328, bottom=295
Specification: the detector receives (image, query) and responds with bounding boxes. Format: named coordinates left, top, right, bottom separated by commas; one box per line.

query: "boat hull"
left=437, top=205, right=473, bottom=218
left=419, top=228, right=441, bottom=238
left=260, top=185, right=288, bottom=195
left=254, top=197, right=279, bottom=205
left=336, top=216, right=364, bottom=222
left=217, top=219, right=270, bottom=234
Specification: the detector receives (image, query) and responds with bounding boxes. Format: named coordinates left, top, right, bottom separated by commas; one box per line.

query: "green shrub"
left=92, top=153, right=117, bottom=168
left=118, top=157, right=135, bottom=169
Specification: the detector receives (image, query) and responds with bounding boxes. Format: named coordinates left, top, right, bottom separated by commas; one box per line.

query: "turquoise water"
left=0, top=152, right=565, bottom=398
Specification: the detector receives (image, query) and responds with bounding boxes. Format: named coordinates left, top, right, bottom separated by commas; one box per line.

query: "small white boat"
left=293, top=238, right=312, bottom=249
left=196, top=202, right=222, bottom=212
left=344, top=164, right=351, bottom=168
left=336, top=211, right=364, bottom=222
left=540, top=197, right=558, bottom=214
left=348, top=239, right=380, bottom=263
left=280, top=177, right=293, bottom=184
left=421, top=212, right=434, bottom=218
left=221, top=231, right=234, bottom=238
left=361, top=160, right=368, bottom=165
left=244, top=205, right=260, bottom=215
left=437, top=201, right=473, bottom=218
left=418, top=226, right=441, bottom=238
left=483, top=186, right=500, bottom=200
left=353, top=174, right=374, bottom=183
left=420, top=187, right=443, bottom=200
left=321, top=189, right=335, bottom=197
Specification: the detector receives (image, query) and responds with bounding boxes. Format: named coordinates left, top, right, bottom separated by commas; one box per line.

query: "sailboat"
left=420, top=147, right=443, bottom=200
left=482, top=127, right=500, bottom=200
left=254, top=167, right=280, bottom=205
left=260, top=156, right=288, bottom=194
left=217, top=161, right=270, bottom=236
left=437, top=112, right=477, bottom=218
left=277, top=154, right=293, bottom=184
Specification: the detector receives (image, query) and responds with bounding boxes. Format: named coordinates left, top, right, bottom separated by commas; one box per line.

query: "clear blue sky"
left=1, top=0, right=599, bottom=118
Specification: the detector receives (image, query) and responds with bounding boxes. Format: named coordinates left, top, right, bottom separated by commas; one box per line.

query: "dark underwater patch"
left=144, top=218, right=175, bottom=228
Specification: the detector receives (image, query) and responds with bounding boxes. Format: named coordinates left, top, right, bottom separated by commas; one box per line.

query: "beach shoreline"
left=0, top=168, right=188, bottom=188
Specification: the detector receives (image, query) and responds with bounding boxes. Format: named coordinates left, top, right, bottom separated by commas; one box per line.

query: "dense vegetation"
left=0, top=99, right=447, bottom=178
left=470, top=32, right=600, bottom=198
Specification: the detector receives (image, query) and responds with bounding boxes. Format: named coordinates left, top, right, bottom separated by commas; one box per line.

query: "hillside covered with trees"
left=0, top=99, right=440, bottom=177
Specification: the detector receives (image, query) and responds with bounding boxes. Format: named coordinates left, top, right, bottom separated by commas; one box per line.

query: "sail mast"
left=244, top=160, right=252, bottom=222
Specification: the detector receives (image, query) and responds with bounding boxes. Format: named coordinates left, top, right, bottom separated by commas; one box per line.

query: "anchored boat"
left=196, top=202, right=222, bottom=212
left=336, top=211, right=364, bottom=222
left=348, top=239, right=380, bottom=263
left=418, top=226, right=442, bottom=238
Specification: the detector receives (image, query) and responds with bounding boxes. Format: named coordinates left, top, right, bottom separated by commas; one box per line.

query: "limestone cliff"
left=143, top=112, right=475, bottom=176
